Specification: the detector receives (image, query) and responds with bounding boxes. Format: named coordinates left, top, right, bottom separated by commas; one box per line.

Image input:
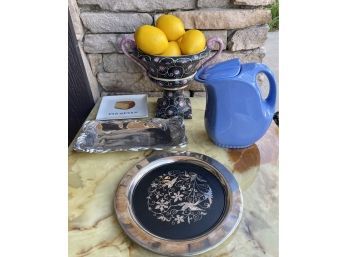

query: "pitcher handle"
left=119, top=37, right=147, bottom=72
left=253, top=63, right=277, bottom=113
left=198, top=37, right=224, bottom=69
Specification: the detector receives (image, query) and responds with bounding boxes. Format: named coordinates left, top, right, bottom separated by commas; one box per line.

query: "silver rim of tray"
left=114, top=151, right=243, bottom=256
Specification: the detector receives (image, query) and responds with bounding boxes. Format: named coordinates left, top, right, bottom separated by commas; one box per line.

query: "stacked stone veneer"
left=69, top=0, right=273, bottom=97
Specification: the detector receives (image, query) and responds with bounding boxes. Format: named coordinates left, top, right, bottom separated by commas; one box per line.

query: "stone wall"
left=69, top=0, right=273, bottom=98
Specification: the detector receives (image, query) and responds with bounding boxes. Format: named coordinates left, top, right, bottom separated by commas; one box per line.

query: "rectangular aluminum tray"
left=73, top=116, right=187, bottom=153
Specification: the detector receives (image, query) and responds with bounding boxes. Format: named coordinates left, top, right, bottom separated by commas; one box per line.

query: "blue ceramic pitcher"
left=194, top=58, right=277, bottom=148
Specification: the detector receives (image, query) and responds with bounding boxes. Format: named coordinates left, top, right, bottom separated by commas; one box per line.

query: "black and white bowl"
left=121, top=37, right=224, bottom=90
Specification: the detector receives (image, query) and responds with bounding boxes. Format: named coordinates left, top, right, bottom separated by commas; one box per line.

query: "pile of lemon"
left=135, top=14, right=206, bottom=56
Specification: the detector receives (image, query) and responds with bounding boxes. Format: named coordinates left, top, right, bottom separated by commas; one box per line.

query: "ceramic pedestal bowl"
left=121, top=37, right=224, bottom=119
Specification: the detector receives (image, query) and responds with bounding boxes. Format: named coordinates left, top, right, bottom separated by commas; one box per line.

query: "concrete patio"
left=263, top=31, right=279, bottom=110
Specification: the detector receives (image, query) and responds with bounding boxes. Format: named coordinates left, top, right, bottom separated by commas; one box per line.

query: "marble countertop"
left=69, top=97, right=279, bottom=257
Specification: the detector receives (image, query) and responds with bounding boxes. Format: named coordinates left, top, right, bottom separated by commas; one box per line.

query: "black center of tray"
left=132, top=162, right=227, bottom=240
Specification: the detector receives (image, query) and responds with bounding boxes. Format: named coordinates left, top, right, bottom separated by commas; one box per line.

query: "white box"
left=96, top=94, right=149, bottom=120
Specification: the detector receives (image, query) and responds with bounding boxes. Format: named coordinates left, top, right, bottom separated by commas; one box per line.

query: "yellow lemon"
left=156, top=14, right=185, bottom=41
left=177, top=36, right=183, bottom=45
left=180, top=29, right=206, bottom=55
left=135, top=25, right=168, bottom=55
left=160, top=41, right=181, bottom=56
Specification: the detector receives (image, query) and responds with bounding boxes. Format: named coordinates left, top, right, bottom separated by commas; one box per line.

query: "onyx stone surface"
left=69, top=97, right=279, bottom=257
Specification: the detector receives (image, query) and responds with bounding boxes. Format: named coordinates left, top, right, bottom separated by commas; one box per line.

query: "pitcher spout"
left=194, top=66, right=209, bottom=84
left=194, top=58, right=242, bottom=86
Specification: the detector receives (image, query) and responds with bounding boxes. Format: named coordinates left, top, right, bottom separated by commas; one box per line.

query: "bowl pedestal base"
left=155, top=89, right=192, bottom=119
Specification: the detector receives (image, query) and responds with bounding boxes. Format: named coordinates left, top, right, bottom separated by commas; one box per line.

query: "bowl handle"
left=198, top=37, right=224, bottom=69
left=119, top=37, right=147, bottom=72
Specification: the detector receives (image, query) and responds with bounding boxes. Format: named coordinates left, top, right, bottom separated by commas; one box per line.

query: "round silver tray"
left=114, top=151, right=243, bottom=256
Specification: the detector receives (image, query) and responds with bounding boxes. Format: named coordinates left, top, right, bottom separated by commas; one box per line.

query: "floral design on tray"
left=146, top=170, right=213, bottom=225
